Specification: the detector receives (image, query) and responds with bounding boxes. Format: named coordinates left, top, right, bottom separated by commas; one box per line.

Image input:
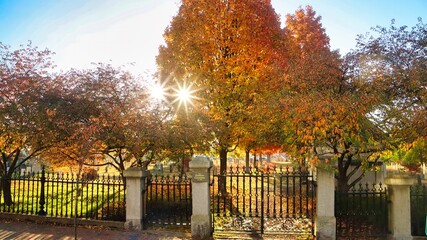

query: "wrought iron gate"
left=144, top=174, right=192, bottom=229
left=211, top=165, right=316, bottom=236
left=335, top=183, right=388, bottom=238
left=410, top=184, right=427, bottom=237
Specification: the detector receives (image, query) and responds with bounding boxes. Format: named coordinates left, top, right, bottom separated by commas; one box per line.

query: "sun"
left=172, top=82, right=199, bottom=113
left=177, top=86, right=191, bottom=103
left=149, top=83, right=166, bottom=101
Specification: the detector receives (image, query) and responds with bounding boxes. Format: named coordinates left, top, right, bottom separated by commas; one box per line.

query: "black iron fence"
left=335, top=183, right=388, bottom=239
left=211, top=165, right=316, bottom=235
left=0, top=168, right=125, bottom=221
left=410, top=184, right=427, bottom=236
left=145, top=173, right=192, bottom=229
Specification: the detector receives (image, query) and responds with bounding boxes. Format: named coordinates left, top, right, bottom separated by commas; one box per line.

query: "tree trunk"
left=336, top=163, right=350, bottom=192
left=245, top=149, right=250, bottom=173
left=219, top=147, right=228, bottom=195
left=181, top=154, right=186, bottom=178
left=336, top=175, right=350, bottom=192
left=336, top=154, right=362, bottom=192
left=253, top=151, right=257, bottom=169
left=1, top=177, right=13, bottom=206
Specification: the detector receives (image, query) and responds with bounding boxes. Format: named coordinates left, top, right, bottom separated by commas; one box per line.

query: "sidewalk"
left=0, top=218, right=308, bottom=240
left=0, top=219, right=192, bottom=240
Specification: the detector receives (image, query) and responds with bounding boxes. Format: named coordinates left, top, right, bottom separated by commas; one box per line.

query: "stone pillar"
left=189, top=156, right=213, bottom=239
left=315, top=167, right=336, bottom=239
left=385, top=173, right=417, bottom=240
left=123, top=167, right=150, bottom=230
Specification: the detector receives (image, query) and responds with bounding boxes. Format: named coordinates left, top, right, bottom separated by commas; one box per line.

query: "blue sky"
left=1, top=0, right=426, bottom=75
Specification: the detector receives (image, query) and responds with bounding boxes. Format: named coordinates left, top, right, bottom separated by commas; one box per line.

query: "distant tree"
left=383, top=138, right=427, bottom=172
left=239, top=99, right=286, bottom=172
left=401, top=138, right=427, bottom=170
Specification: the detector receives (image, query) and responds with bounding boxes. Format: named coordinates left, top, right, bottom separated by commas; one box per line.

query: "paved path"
left=0, top=219, right=309, bottom=239
left=0, top=219, right=192, bottom=240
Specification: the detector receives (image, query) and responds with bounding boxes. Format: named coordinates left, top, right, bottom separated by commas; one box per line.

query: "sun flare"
left=172, top=82, right=199, bottom=113
left=150, top=83, right=166, bottom=101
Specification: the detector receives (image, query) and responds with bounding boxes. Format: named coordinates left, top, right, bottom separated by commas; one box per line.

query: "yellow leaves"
left=302, top=134, right=314, bottom=143
left=314, top=118, right=326, bottom=128
left=331, top=126, right=342, bottom=136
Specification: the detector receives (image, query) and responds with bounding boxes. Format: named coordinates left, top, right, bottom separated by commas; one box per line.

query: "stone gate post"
left=189, top=156, right=213, bottom=239
left=385, top=173, right=417, bottom=240
left=123, top=167, right=150, bottom=230
left=315, top=167, right=336, bottom=239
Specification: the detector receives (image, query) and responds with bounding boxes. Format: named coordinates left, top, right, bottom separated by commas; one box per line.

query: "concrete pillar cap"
left=123, top=167, right=150, bottom=178
left=189, top=156, right=212, bottom=169
left=385, top=173, right=417, bottom=186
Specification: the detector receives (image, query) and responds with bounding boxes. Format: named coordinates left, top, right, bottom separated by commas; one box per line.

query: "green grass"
left=0, top=175, right=125, bottom=221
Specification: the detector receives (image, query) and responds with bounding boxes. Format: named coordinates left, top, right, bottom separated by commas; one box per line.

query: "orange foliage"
left=157, top=0, right=285, bottom=170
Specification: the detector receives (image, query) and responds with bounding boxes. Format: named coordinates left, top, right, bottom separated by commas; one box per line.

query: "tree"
left=352, top=19, right=427, bottom=174
left=239, top=97, right=286, bottom=172
left=354, top=19, right=427, bottom=142
left=401, top=138, right=427, bottom=170
left=42, top=87, right=103, bottom=173
left=0, top=42, right=65, bottom=205
left=278, top=5, right=341, bottom=160
left=274, top=6, right=390, bottom=192
left=281, top=10, right=426, bottom=191
left=383, top=138, right=427, bottom=172
left=156, top=0, right=284, bottom=188
left=282, top=6, right=340, bottom=94
left=158, top=113, right=211, bottom=176
left=47, top=64, right=170, bottom=178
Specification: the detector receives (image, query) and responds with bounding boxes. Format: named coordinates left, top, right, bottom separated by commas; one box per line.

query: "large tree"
left=0, top=42, right=66, bottom=205
left=352, top=19, right=427, bottom=171
left=280, top=8, right=426, bottom=191
left=354, top=19, right=427, bottom=142
left=276, top=6, right=390, bottom=191
left=47, top=64, right=170, bottom=178
left=156, top=0, right=284, bottom=183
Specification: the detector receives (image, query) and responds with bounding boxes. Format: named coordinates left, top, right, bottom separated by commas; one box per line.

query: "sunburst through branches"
left=149, top=79, right=200, bottom=114
left=171, top=82, right=199, bottom=114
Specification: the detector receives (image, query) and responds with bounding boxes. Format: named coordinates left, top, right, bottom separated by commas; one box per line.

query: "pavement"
left=0, top=218, right=192, bottom=240
left=0, top=218, right=312, bottom=240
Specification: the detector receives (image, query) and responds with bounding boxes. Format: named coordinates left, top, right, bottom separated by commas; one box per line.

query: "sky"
left=0, top=0, right=426, bottom=75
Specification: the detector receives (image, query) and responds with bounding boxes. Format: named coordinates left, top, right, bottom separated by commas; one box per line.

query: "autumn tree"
left=156, top=0, right=284, bottom=186
left=382, top=138, right=427, bottom=172
left=273, top=6, right=389, bottom=191
left=47, top=64, right=170, bottom=178
left=278, top=5, right=341, bottom=159
left=239, top=97, right=286, bottom=171
left=0, top=42, right=65, bottom=205
left=357, top=19, right=426, bottom=139
left=352, top=19, right=427, bottom=170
